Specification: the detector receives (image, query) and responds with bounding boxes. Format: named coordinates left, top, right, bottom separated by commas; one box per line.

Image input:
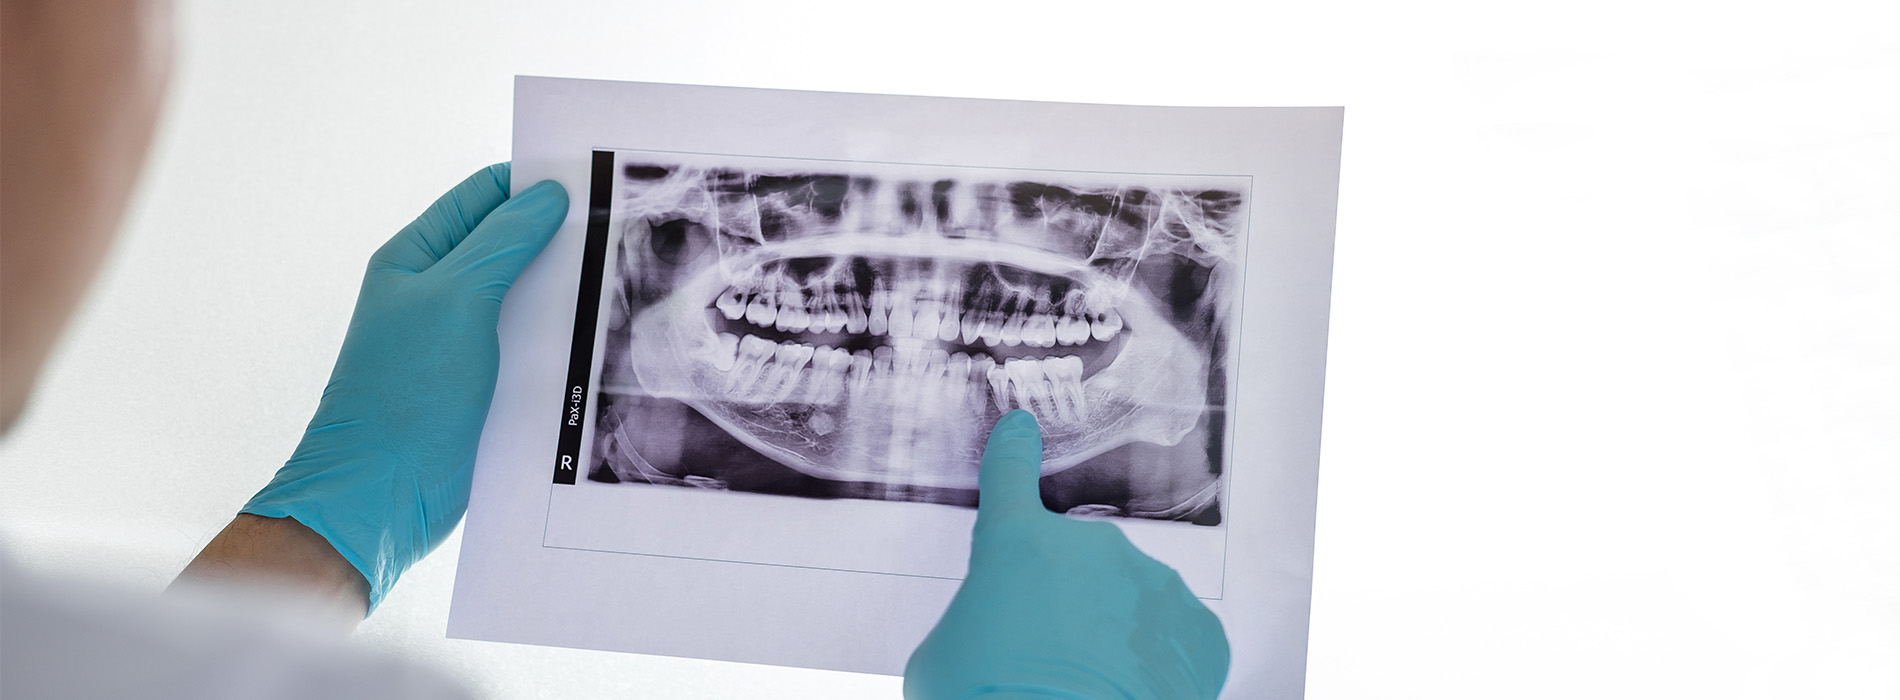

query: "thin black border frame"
left=544, top=147, right=1252, bottom=601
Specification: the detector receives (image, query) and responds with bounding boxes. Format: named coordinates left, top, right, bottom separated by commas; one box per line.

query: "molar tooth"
left=716, top=289, right=748, bottom=321
left=792, top=304, right=813, bottom=332
left=777, top=294, right=811, bottom=333
left=739, top=334, right=774, bottom=357
left=1030, top=369, right=1061, bottom=419
left=1000, top=313, right=1026, bottom=347
left=805, top=346, right=847, bottom=405
left=986, top=366, right=1011, bottom=413
left=1044, top=355, right=1084, bottom=422
left=767, top=343, right=816, bottom=402
left=746, top=291, right=777, bottom=327
left=712, top=332, right=739, bottom=372
left=1066, top=356, right=1089, bottom=416
left=1025, top=313, right=1056, bottom=348
left=1091, top=309, right=1124, bottom=341
left=747, top=335, right=775, bottom=352
left=1004, top=359, right=1043, bottom=414
left=727, top=335, right=775, bottom=393
left=1056, top=315, right=1088, bottom=346
left=977, top=311, right=1004, bottom=346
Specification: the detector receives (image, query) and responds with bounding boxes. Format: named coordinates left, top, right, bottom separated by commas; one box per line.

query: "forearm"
left=169, top=513, right=370, bottom=631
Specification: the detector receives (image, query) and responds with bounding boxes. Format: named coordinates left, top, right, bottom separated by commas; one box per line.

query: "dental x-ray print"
left=576, top=150, right=1246, bottom=526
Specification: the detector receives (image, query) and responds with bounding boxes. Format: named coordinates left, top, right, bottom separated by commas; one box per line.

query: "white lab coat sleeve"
left=1, top=549, right=476, bottom=700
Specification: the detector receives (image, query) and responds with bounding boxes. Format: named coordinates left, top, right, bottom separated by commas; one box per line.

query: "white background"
left=1, top=1, right=1893, bottom=698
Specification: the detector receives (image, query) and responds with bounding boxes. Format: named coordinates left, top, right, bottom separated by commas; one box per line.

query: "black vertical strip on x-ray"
left=553, top=150, right=615, bottom=485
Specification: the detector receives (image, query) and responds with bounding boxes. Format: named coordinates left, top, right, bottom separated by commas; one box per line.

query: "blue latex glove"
left=906, top=410, right=1230, bottom=699
left=242, top=163, right=567, bottom=612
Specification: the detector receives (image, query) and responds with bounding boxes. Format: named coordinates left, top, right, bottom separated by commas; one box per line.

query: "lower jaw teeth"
left=715, top=334, right=1087, bottom=422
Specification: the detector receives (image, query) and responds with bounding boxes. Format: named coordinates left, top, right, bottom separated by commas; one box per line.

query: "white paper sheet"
left=449, top=77, right=1341, bottom=698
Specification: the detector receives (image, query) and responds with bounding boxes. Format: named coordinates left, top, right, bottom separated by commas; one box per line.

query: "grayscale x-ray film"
left=586, top=153, right=1247, bottom=525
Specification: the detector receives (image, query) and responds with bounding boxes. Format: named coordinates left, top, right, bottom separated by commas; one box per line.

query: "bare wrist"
left=170, top=513, right=370, bottom=630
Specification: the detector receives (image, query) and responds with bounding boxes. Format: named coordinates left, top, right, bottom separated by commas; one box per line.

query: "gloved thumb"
left=976, top=410, right=1046, bottom=521
left=436, top=179, right=569, bottom=303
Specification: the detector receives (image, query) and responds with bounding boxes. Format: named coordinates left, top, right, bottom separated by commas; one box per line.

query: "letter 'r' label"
left=551, top=150, right=616, bottom=486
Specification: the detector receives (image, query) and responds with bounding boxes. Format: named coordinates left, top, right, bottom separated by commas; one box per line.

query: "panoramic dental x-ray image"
left=585, top=154, right=1246, bottom=525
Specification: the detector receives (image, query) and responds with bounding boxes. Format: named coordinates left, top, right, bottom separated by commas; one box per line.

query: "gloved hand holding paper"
left=243, top=164, right=567, bottom=611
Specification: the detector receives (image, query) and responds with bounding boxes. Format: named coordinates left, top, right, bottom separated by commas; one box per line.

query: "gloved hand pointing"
left=905, top=410, right=1231, bottom=699
left=241, top=163, right=567, bottom=613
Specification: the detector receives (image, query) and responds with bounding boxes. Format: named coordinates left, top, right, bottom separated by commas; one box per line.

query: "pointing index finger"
left=976, top=410, right=1047, bottom=520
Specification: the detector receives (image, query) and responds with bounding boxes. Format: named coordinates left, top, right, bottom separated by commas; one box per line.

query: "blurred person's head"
left=1, top=0, right=173, bottom=433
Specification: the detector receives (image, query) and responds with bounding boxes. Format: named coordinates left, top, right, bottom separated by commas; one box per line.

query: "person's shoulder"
left=1, top=551, right=473, bottom=700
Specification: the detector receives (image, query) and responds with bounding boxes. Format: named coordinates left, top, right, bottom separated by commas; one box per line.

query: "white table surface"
left=2, top=1, right=1894, bottom=698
